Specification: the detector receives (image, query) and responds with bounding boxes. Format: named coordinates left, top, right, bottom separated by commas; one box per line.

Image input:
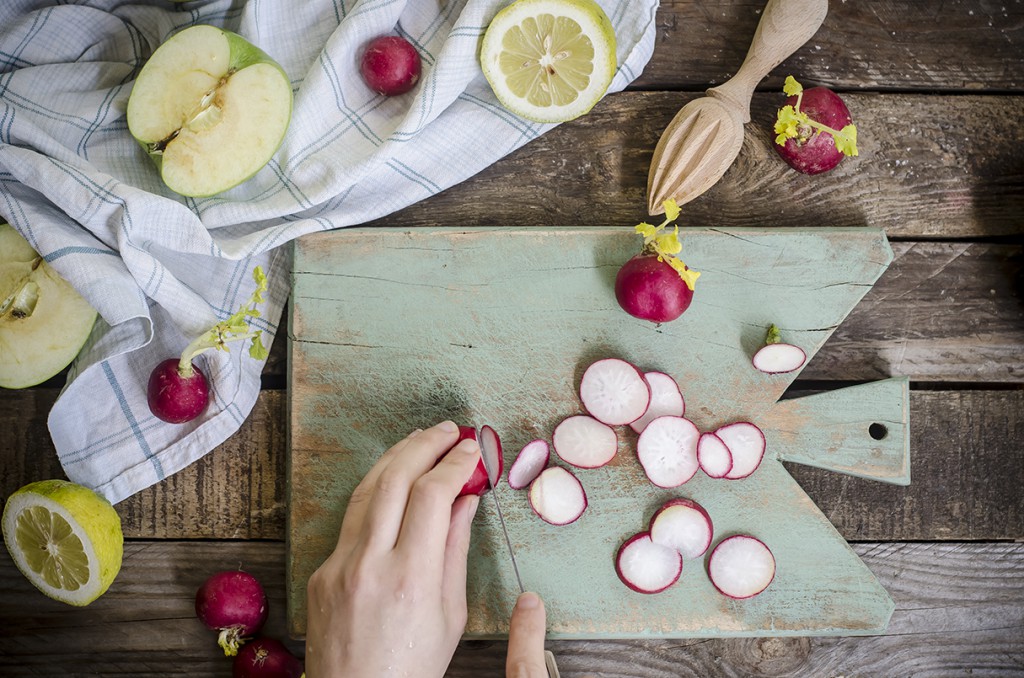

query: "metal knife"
left=478, top=429, right=559, bottom=678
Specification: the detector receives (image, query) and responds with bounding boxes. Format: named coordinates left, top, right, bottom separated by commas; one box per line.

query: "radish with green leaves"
left=148, top=266, right=270, bottom=423
left=774, top=76, right=858, bottom=175
left=752, top=324, right=807, bottom=374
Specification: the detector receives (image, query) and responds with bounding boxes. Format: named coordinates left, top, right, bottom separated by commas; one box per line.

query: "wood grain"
left=633, top=0, right=1024, bottom=92
left=0, top=541, right=1020, bottom=677
left=363, top=93, right=1024, bottom=239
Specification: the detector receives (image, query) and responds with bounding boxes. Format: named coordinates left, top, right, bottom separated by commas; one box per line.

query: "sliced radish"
left=715, top=422, right=766, bottom=480
left=753, top=343, right=807, bottom=374
left=615, top=532, right=683, bottom=594
left=707, top=535, right=776, bottom=599
left=636, top=416, right=700, bottom=488
left=649, top=498, right=714, bottom=559
left=579, top=358, right=651, bottom=426
left=508, top=439, right=550, bottom=490
left=629, top=371, right=686, bottom=434
left=479, top=425, right=504, bottom=487
left=552, top=415, right=617, bottom=468
left=697, top=432, right=733, bottom=479
left=528, top=466, right=587, bottom=526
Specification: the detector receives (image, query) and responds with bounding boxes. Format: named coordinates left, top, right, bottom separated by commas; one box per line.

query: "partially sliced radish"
left=707, top=535, right=776, bottom=599
left=697, top=432, right=733, bottom=479
left=649, top=498, right=714, bottom=559
left=629, top=371, right=686, bottom=434
left=752, top=343, right=807, bottom=374
left=636, top=416, right=700, bottom=488
left=615, top=531, right=683, bottom=594
left=508, top=439, right=549, bottom=490
left=528, top=466, right=587, bottom=526
left=715, top=422, right=766, bottom=480
left=552, top=415, right=617, bottom=469
left=579, top=358, right=651, bottom=426
left=479, top=425, right=504, bottom=487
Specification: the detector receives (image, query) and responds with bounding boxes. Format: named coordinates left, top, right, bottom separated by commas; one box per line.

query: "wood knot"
left=730, top=636, right=812, bottom=675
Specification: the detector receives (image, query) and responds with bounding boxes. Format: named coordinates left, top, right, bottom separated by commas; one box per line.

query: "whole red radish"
left=452, top=425, right=503, bottom=497
left=195, top=570, right=269, bottom=657
left=148, top=266, right=270, bottom=424
left=774, top=75, right=858, bottom=175
left=360, top=35, right=421, bottom=96
left=616, top=200, right=700, bottom=323
left=232, top=637, right=304, bottom=678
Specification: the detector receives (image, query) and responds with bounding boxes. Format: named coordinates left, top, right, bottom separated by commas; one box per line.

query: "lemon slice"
left=481, top=0, right=617, bottom=123
left=2, top=480, right=123, bottom=606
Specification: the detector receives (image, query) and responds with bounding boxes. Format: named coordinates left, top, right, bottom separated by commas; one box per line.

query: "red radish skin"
left=579, top=358, right=651, bottom=426
left=508, top=439, right=550, bottom=489
left=752, top=343, right=807, bottom=374
left=707, top=535, right=776, bottom=599
left=232, top=637, right=304, bottom=678
left=453, top=425, right=504, bottom=497
left=715, top=422, right=767, bottom=480
left=195, top=570, right=269, bottom=657
left=615, top=254, right=694, bottom=323
left=148, top=358, right=209, bottom=424
left=528, top=466, right=587, bottom=526
left=775, top=87, right=854, bottom=175
left=629, top=371, right=685, bottom=434
left=360, top=35, right=421, bottom=96
left=615, top=531, right=683, bottom=594
left=697, top=432, right=733, bottom=479
left=636, top=416, right=701, bottom=488
left=552, top=415, right=618, bottom=469
left=648, top=498, right=714, bottom=560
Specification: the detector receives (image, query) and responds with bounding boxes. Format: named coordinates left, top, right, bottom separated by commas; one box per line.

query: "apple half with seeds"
left=127, top=25, right=293, bottom=197
left=0, top=224, right=97, bottom=389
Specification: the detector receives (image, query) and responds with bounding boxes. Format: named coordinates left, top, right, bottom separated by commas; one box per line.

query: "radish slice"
left=615, top=532, right=683, bottom=594
left=752, top=343, right=807, bottom=374
left=636, top=416, right=700, bottom=488
left=508, top=439, right=550, bottom=489
left=579, top=358, right=651, bottom=426
left=479, top=425, right=504, bottom=486
left=552, top=415, right=617, bottom=468
left=629, top=371, right=686, bottom=434
left=715, top=422, right=766, bottom=480
left=708, top=535, right=776, bottom=599
left=528, top=467, right=587, bottom=525
left=649, top=498, right=714, bottom=559
left=697, top=432, right=733, bottom=479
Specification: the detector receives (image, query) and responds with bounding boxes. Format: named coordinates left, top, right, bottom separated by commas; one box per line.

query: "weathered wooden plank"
left=634, top=0, right=1024, bottom=92
left=0, top=542, right=1020, bottom=677
left=3, top=388, right=1022, bottom=542
left=365, top=93, right=1024, bottom=239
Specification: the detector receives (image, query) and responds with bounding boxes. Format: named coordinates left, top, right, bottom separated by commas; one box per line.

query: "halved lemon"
left=2, top=480, right=123, bottom=606
left=481, top=0, right=617, bottom=123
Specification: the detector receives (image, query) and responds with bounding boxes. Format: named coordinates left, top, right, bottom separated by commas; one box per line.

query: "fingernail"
left=516, top=592, right=540, bottom=610
left=439, top=420, right=458, bottom=433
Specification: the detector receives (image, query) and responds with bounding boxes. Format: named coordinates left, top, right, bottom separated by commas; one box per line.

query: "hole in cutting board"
left=868, top=423, right=888, bottom=440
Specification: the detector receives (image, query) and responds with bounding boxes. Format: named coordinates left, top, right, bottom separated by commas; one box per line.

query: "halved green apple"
left=126, top=25, right=293, bottom=197
left=0, top=224, right=97, bottom=389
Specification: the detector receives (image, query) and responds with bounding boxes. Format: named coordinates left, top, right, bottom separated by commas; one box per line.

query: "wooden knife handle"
left=708, top=0, right=829, bottom=123
left=545, top=650, right=560, bottom=678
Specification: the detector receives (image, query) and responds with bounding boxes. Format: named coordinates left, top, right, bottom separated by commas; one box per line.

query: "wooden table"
left=2, top=1, right=1022, bottom=675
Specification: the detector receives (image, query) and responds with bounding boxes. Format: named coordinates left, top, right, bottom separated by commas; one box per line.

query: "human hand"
left=304, top=421, right=481, bottom=678
left=507, top=591, right=550, bottom=678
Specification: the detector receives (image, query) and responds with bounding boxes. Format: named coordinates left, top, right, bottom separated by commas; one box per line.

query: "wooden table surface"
left=2, top=1, right=1023, bottom=676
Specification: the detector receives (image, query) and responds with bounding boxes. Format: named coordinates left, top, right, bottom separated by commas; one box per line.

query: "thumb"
left=506, top=592, right=548, bottom=678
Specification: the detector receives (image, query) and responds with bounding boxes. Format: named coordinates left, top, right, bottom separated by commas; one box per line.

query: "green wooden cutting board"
left=286, top=226, right=909, bottom=639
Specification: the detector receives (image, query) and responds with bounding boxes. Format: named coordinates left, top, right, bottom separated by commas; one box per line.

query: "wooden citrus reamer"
left=647, top=0, right=829, bottom=214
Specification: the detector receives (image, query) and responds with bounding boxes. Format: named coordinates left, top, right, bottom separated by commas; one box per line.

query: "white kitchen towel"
left=0, top=0, right=658, bottom=504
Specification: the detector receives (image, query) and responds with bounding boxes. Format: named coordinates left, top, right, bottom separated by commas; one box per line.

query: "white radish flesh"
left=579, top=358, right=651, bottom=426
left=508, top=439, right=549, bottom=489
left=615, top=532, right=683, bottom=594
left=636, top=416, right=700, bottom=488
left=629, top=371, right=686, bottom=434
left=752, top=343, right=807, bottom=374
left=528, top=466, right=587, bottom=525
left=479, top=425, right=504, bottom=486
left=552, top=415, right=617, bottom=468
left=715, top=422, right=766, bottom=480
left=697, top=432, right=733, bottom=479
left=649, top=498, right=714, bottom=559
left=708, top=535, right=776, bottom=599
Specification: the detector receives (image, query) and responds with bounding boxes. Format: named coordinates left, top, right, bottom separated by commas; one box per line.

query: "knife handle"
left=545, top=650, right=560, bottom=678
